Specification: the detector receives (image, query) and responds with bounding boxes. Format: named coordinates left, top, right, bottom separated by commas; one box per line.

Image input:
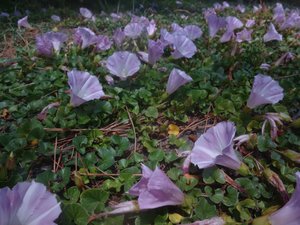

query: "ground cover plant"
left=0, top=1, right=300, bottom=224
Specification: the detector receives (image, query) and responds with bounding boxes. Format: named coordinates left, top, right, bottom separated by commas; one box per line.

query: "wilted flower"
left=263, top=23, right=283, bottom=42
left=67, top=69, right=105, bottom=107
left=235, top=4, right=245, bottom=13
left=0, top=181, right=61, bottom=225
left=51, top=15, right=61, bottom=22
left=274, top=52, right=295, bottom=67
left=171, top=35, right=197, bottom=59
left=129, top=164, right=184, bottom=209
left=124, top=22, right=144, bottom=39
left=273, top=3, right=285, bottom=24
left=113, top=28, right=125, bottom=47
left=253, top=5, right=262, bottom=13
left=268, top=172, right=300, bottom=225
left=73, top=27, right=97, bottom=49
left=37, top=102, right=60, bottom=121
left=190, top=121, right=242, bottom=170
left=95, top=35, right=112, bottom=52
left=166, top=68, right=193, bottom=94
left=183, top=25, right=203, bottom=40
left=106, top=51, right=141, bottom=80
left=234, top=133, right=255, bottom=147
left=247, top=74, right=284, bottom=109
left=182, top=217, right=225, bottom=225
left=260, top=63, right=271, bottom=70
left=245, top=19, right=255, bottom=28
left=18, top=16, right=32, bottom=29
left=236, top=28, right=253, bottom=43
left=105, top=75, right=114, bottom=85
left=36, top=32, right=68, bottom=57
left=262, top=112, right=291, bottom=139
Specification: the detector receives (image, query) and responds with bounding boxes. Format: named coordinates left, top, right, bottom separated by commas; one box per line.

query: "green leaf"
left=257, top=135, right=277, bottom=152
left=80, top=189, right=109, bottom=213
left=194, top=197, right=217, bottom=220
left=72, top=136, right=88, bottom=154
left=144, top=106, right=159, bottom=118
left=64, top=187, right=81, bottom=203
left=149, top=149, right=165, bottom=162
left=223, top=186, right=239, bottom=206
left=61, top=203, right=89, bottom=225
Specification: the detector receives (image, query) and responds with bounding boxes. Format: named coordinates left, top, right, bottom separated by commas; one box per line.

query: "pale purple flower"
left=234, top=134, right=255, bottom=147
left=37, top=102, right=60, bottom=121
left=171, top=35, right=197, bottom=59
left=18, top=16, right=32, bottom=29
left=124, top=22, right=144, bottom=39
left=106, top=51, right=141, bottom=80
left=235, top=4, right=245, bottom=13
left=73, top=27, right=97, bottom=49
left=80, top=7, right=93, bottom=19
left=182, top=217, right=225, bottom=225
left=95, top=35, right=112, bottom=52
left=160, top=28, right=174, bottom=45
left=36, top=32, right=68, bottom=57
left=263, top=23, right=282, bottom=42
left=0, top=181, right=61, bottom=225
left=113, top=28, right=125, bottom=47
left=51, top=15, right=61, bottom=22
left=146, top=19, right=157, bottom=36
left=105, top=75, right=114, bottom=85
left=236, top=29, right=253, bottom=43
left=0, top=12, right=9, bottom=18
left=260, top=63, right=271, bottom=70
left=253, top=5, right=262, bottom=13
left=247, top=74, right=284, bottom=109
left=190, top=121, right=242, bottom=170
left=129, top=164, right=184, bottom=209
left=67, top=70, right=105, bottom=107
left=214, top=3, right=223, bottom=11
left=269, top=172, right=300, bottom=225
left=220, top=30, right=234, bottom=43
left=245, top=19, right=255, bottom=28
left=273, top=3, right=285, bottom=24
left=222, top=1, right=230, bottom=8
left=205, top=13, right=226, bottom=38
left=137, top=51, right=149, bottom=63
left=148, top=40, right=164, bottom=65
left=184, top=25, right=203, bottom=40
left=280, top=12, right=300, bottom=30
left=110, top=13, right=122, bottom=21
left=171, top=23, right=185, bottom=35
left=166, top=68, right=193, bottom=94
left=225, top=16, right=243, bottom=31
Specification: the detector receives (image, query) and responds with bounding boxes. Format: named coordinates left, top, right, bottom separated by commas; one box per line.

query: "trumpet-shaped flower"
left=18, top=16, right=32, bottom=29
left=129, top=164, right=184, bottom=209
left=106, top=51, right=141, bottom=80
left=95, top=35, right=112, bottom=52
left=113, top=28, right=125, bottom=47
left=171, top=35, right=197, bottom=59
left=280, top=12, right=300, bottom=30
left=166, top=68, right=193, bottom=94
left=273, top=3, right=285, bottom=24
left=245, top=19, right=255, bottom=28
left=183, top=25, right=203, bottom=40
left=269, top=172, right=300, bottom=225
left=190, top=121, right=242, bottom=170
left=67, top=70, right=105, bottom=107
left=148, top=39, right=164, bottom=65
left=205, top=13, right=226, bottom=38
left=0, top=181, right=61, bottom=225
left=79, top=7, right=94, bottom=21
left=235, top=4, right=245, bottom=13
left=263, top=23, right=283, bottom=42
left=124, top=22, right=144, bottom=39
left=225, top=16, right=243, bottom=31
left=36, top=31, right=68, bottom=57
left=73, top=27, right=97, bottom=49
left=146, top=19, right=157, bottom=36
left=247, top=74, right=284, bottom=109
left=236, top=29, right=252, bottom=43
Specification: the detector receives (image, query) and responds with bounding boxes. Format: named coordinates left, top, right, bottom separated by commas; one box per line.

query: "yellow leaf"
left=168, top=124, right=180, bottom=136
left=169, top=213, right=183, bottom=224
